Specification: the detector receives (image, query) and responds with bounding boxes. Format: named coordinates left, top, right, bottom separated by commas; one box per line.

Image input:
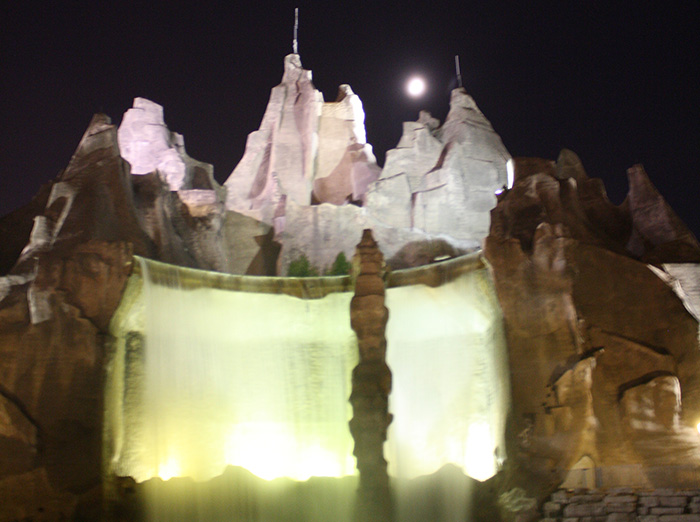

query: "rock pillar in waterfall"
left=349, top=229, right=392, bottom=521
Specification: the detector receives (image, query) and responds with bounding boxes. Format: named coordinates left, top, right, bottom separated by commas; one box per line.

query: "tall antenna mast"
left=455, top=55, right=463, bottom=88
left=293, top=8, right=299, bottom=54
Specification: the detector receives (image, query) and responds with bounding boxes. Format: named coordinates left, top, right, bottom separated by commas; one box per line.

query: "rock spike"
left=293, top=8, right=299, bottom=55
left=349, top=229, right=393, bottom=521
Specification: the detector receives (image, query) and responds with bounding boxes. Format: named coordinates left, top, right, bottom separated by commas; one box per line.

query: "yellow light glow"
left=108, top=262, right=359, bottom=484
left=463, top=422, right=496, bottom=482
left=158, top=456, right=181, bottom=481
left=223, top=424, right=355, bottom=481
left=385, top=268, right=509, bottom=483
left=696, top=422, right=700, bottom=434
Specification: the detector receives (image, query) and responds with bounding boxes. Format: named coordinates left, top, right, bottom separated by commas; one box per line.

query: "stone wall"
left=540, top=487, right=700, bottom=521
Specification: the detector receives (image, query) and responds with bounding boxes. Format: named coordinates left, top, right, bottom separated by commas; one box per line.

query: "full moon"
left=406, top=77, right=426, bottom=97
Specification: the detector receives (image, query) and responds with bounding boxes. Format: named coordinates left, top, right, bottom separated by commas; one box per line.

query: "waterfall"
left=385, top=261, right=510, bottom=521
left=105, top=254, right=509, bottom=521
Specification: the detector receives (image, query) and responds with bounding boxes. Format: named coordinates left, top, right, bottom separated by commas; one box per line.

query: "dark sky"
left=2, top=2, right=699, bottom=235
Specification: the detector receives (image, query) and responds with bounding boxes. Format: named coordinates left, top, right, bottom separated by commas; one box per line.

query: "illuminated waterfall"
left=105, top=253, right=509, bottom=521
left=106, top=258, right=359, bottom=486
left=386, top=264, right=509, bottom=481
left=385, top=257, right=510, bottom=522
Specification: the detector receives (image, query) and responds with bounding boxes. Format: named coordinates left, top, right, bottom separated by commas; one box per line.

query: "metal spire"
left=293, top=8, right=299, bottom=54
left=455, top=55, right=463, bottom=88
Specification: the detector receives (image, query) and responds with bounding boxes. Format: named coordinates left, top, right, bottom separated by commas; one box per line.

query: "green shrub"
left=327, top=251, right=352, bottom=276
left=287, top=253, right=319, bottom=277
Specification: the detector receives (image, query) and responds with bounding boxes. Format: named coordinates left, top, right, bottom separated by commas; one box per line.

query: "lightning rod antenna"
left=455, top=55, right=463, bottom=88
left=293, top=8, right=299, bottom=54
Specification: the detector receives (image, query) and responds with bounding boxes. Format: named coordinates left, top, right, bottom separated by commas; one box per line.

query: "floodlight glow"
left=105, top=255, right=509, bottom=522
left=158, top=456, right=182, bottom=481
left=506, top=159, right=514, bottom=189
left=385, top=267, right=509, bottom=483
left=107, top=259, right=359, bottom=483
left=697, top=421, right=700, bottom=434
left=407, top=77, right=426, bottom=97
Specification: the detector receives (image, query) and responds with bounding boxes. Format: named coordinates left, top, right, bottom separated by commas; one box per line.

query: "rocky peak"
left=281, top=53, right=312, bottom=83
left=625, top=164, right=700, bottom=263
left=224, top=54, right=379, bottom=230
left=118, top=97, right=217, bottom=192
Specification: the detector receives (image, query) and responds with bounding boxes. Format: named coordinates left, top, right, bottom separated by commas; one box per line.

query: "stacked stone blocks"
left=540, top=488, right=700, bottom=521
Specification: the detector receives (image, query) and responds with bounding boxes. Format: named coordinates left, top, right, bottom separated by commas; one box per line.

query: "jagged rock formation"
left=0, top=53, right=699, bottom=521
left=278, top=92, right=510, bottom=274
left=223, top=55, right=508, bottom=275
left=313, top=85, right=382, bottom=205
left=484, top=152, right=700, bottom=502
left=626, top=164, right=700, bottom=263
left=0, top=115, right=146, bottom=519
left=366, top=88, right=510, bottom=244
left=117, top=98, right=244, bottom=273
left=224, top=54, right=381, bottom=228
left=118, top=98, right=217, bottom=192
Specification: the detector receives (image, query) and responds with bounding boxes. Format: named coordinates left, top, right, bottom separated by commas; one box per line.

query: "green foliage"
left=287, top=253, right=319, bottom=277
left=327, top=251, right=352, bottom=276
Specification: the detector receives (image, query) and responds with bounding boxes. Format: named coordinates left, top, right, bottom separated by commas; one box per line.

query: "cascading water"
left=385, top=261, right=510, bottom=521
left=105, top=254, right=509, bottom=521
left=106, top=258, right=360, bottom=520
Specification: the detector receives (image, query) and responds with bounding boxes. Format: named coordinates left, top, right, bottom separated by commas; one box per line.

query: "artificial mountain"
left=1, top=54, right=699, bottom=521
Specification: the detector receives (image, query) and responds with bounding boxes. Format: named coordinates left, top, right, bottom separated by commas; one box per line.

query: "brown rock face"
left=626, top=164, right=700, bottom=263
left=485, top=154, right=700, bottom=497
left=0, top=243, right=135, bottom=519
left=349, top=229, right=393, bottom=522
left=0, top=182, right=52, bottom=276
left=0, top=115, right=146, bottom=519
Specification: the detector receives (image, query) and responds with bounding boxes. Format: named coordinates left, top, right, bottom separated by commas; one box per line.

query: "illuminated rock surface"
left=366, top=88, right=511, bottom=246
left=118, top=98, right=217, bottom=193
left=224, top=54, right=380, bottom=229
left=313, top=85, right=381, bottom=205
left=224, top=56, right=507, bottom=275
left=0, top=54, right=699, bottom=522
left=485, top=153, right=700, bottom=504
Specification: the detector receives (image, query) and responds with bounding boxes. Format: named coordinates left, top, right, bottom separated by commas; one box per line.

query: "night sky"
left=2, top=2, right=699, bottom=235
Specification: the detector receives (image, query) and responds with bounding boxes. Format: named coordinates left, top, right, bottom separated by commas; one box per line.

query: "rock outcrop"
left=277, top=86, right=511, bottom=274
left=366, top=88, right=510, bottom=245
left=224, top=54, right=380, bottom=230
left=118, top=98, right=218, bottom=192
left=484, top=153, right=700, bottom=500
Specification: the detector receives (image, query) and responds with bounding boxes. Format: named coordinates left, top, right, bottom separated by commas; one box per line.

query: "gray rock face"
left=223, top=55, right=380, bottom=230
left=279, top=200, right=365, bottom=275
left=366, top=89, right=510, bottom=244
left=118, top=98, right=218, bottom=192
left=313, top=85, right=381, bottom=205
left=274, top=85, right=511, bottom=274
left=224, top=54, right=323, bottom=225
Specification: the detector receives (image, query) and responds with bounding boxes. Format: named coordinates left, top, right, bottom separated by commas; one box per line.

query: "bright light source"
left=158, top=456, right=181, bottom=481
left=407, top=77, right=426, bottom=97
left=506, top=159, right=514, bottom=189
left=697, top=421, right=700, bottom=434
